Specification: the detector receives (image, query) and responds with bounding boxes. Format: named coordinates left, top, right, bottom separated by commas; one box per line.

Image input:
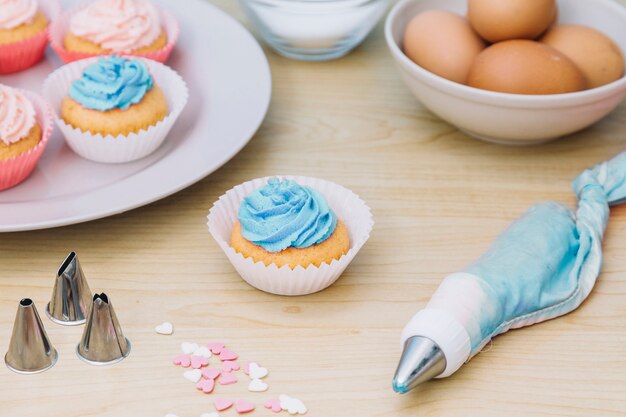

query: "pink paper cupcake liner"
left=49, top=4, right=179, bottom=64
left=0, top=91, right=54, bottom=191
left=0, top=0, right=61, bottom=74
left=42, top=57, right=189, bottom=164
left=208, top=176, right=374, bottom=296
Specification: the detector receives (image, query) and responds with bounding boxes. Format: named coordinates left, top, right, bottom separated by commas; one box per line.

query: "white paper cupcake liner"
left=208, top=176, right=374, bottom=296
left=41, top=57, right=188, bottom=163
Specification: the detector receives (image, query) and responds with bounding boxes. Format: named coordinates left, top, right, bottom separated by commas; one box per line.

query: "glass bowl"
left=239, top=0, right=390, bottom=61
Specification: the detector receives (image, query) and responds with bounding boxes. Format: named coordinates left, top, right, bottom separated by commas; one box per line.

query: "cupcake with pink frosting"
left=0, top=0, right=60, bottom=74
left=50, top=0, right=179, bottom=63
left=0, top=84, right=53, bottom=190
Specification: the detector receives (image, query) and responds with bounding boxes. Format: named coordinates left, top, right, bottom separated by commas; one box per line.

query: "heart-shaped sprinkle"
left=265, top=399, right=282, bottom=413
left=214, top=398, right=233, bottom=411
left=207, top=342, right=225, bottom=354
left=219, top=349, right=238, bottom=361
left=202, top=367, right=221, bottom=380
left=217, top=372, right=237, bottom=385
left=196, top=378, right=215, bottom=394
left=248, top=362, right=269, bottom=379
left=173, top=354, right=191, bottom=368
left=194, top=346, right=212, bottom=359
left=155, top=322, right=173, bottom=335
left=190, top=355, right=210, bottom=369
left=279, top=395, right=307, bottom=415
left=222, top=361, right=240, bottom=372
left=184, top=369, right=202, bottom=383
left=235, top=400, right=255, bottom=414
left=201, top=413, right=220, bottom=417
left=165, top=414, right=180, bottom=417
left=248, top=378, right=269, bottom=392
left=181, top=342, right=200, bottom=355
left=242, top=362, right=251, bottom=375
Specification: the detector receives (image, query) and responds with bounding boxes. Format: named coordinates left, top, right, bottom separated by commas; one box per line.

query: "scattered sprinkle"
left=155, top=322, right=173, bottom=335
left=184, top=369, right=202, bottom=383
left=235, top=400, right=255, bottom=414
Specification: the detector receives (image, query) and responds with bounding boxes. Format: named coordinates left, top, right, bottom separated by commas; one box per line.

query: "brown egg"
left=542, top=24, right=625, bottom=88
left=468, top=0, right=557, bottom=42
left=467, top=40, right=587, bottom=94
left=403, top=10, right=485, bottom=84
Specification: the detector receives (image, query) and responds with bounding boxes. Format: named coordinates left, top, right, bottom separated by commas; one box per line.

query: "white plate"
left=0, top=0, right=271, bottom=232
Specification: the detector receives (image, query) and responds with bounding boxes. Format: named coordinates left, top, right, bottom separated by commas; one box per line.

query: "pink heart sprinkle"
left=173, top=354, right=191, bottom=368
left=214, top=398, right=234, bottom=411
left=219, top=349, right=238, bottom=361
left=202, top=367, right=221, bottom=380
left=264, top=399, right=282, bottom=413
left=218, top=372, right=237, bottom=385
left=196, top=378, right=215, bottom=394
left=222, top=361, right=240, bottom=372
left=235, top=400, right=255, bottom=414
left=190, top=355, right=209, bottom=369
left=207, top=342, right=225, bottom=354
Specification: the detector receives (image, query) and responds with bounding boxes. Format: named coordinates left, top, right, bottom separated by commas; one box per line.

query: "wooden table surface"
left=2, top=1, right=626, bottom=416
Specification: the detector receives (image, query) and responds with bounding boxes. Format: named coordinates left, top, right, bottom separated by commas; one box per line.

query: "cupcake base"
left=63, top=30, right=169, bottom=55
left=61, top=85, right=168, bottom=137
left=230, top=219, right=350, bottom=269
left=208, top=176, right=374, bottom=296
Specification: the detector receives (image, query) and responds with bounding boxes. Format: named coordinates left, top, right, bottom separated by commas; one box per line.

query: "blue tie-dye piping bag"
left=392, top=151, right=626, bottom=394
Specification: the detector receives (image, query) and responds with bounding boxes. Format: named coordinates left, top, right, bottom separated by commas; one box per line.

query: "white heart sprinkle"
left=248, top=378, right=269, bottom=392
left=279, top=394, right=307, bottom=415
left=155, top=322, right=173, bottom=335
left=193, top=346, right=212, bottom=358
left=201, top=413, right=219, bottom=417
left=165, top=414, right=180, bottom=417
left=181, top=342, right=199, bottom=355
left=184, top=369, right=202, bottom=383
left=248, top=362, right=269, bottom=379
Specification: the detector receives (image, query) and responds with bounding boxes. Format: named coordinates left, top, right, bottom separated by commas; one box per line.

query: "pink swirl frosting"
left=0, top=0, right=38, bottom=29
left=69, top=0, right=161, bottom=52
left=0, top=85, right=36, bottom=146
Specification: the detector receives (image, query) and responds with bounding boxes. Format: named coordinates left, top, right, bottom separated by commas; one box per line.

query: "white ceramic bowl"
left=385, top=0, right=626, bottom=145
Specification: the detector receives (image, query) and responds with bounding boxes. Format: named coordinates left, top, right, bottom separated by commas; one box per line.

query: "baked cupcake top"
left=238, top=178, right=339, bottom=253
left=69, top=0, right=161, bottom=53
left=69, top=55, right=154, bottom=111
left=0, top=0, right=38, bottom=29
left=0, top=85, right=36, bottom=145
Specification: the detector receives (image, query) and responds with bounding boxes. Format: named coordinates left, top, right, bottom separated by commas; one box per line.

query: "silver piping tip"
left=392, top=336, right=446, bottom=394
left=5, top=298, right=58, bottom=374
left=46, top=251, right=93, bottom=326
left=77, top=293, right=131, bottom=366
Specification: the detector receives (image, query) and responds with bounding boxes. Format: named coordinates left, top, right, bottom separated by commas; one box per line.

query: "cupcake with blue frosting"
left=62, top=55, right=167, bottom=136
left=208, top=176, right=374, bottom=296
left=230, top=178, right=350, bottom=269
left=43, top=54, right=188, bottom=163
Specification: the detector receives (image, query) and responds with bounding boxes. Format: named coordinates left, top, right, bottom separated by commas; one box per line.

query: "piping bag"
left=393, top=151, right=626, bottom=394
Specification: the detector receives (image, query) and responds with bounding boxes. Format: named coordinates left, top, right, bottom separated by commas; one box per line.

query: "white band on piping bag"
left=401, top=308, right=471, bottom=378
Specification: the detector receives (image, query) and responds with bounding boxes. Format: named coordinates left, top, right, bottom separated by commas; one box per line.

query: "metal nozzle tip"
left=77, top=292, right=131, bottom=366
left=392, top=379, right=411, bottom=394
left=46, top=251, right=92, bottom=326
left=392, top=336, right=446, bottom=394
left=5, top=299, right=58, bottom=374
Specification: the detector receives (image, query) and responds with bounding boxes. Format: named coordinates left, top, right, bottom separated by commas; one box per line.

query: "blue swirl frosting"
left=69, top=56, right=154, bottom=111
left=238, top=178, right=338, bottom=253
